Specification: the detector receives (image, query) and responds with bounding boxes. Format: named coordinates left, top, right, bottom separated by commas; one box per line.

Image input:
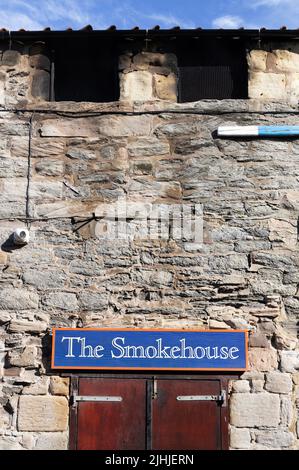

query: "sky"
left=0, top=0, right=299, bottom=31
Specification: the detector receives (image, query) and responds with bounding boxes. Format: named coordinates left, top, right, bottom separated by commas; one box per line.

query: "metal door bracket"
left=71, top=395, right=122, bottom=405
left=177, top=390, right=226, bottom=406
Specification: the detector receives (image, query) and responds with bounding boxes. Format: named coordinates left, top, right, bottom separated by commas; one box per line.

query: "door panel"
left=73, top=377, right=226, bottom=450
left=152, top=379, right=221, bottom=450
left=77, top=378, right=146, bottom=450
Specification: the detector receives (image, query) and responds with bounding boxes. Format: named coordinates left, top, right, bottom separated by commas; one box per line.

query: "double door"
left=70, top=376, right=229, bottom=450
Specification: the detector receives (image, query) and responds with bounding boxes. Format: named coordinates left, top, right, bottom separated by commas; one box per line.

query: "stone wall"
left=119, top=51, right=178, bottom=102
left=0, top=43, right=50, bottom=107
left=0, top=43, right=299, bottom=450
left=248, top=46, right=299, bottom=103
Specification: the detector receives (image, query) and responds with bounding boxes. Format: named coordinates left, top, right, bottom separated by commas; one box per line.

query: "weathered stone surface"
left=18, top=396, right=68, bottom=431
left=22, top=376, right=49, bottom=395
left=280, top=351, right=299, bottom=373
left=0, top=436, right=22, bottom=450
left=31, top=70, right=50, bottom=100
left=280, top=396, right=293, bottom=427
left=255, top=430, right=295, bottom=448
left=230, top=427, right=251, bottom=449
left=22, top=270, right=66, bottom=290
left=265, top=372, right=292, bottom=394
left=232, top=380, right=250, bottom=393
left=30, top=54, right=51, bottom=71
left=34, top=432, right=68, bottom=450
left=2, top=50, right=21, bottom=66
left=247, top=50, right=268, bottom=72
left=98, top=115, right=152, bottom=137
left=153, top=73, right=177, bottom=101
left=0, top=289, right=39, bottom=310
left=249, top=332, right=269, bottom=348
left=249, top=348, right=278, bottom=372
left=49, top=376, right=69, bottom=396
left=35, top=158, right=64, bottom=176
left=8, top=319, right=47, bottom=334
left=251, top=379, right=264, bottom=393
left=271, top=49, right=299, bottom=72
left=9, top=346, right=37, bottom=367
left=249, top=72, right=286, bottom=100
left=120, top=71, right=153, bottom=101
left=78, top=292, right=108, bottom=311
left=42, top=292, right=78, bottom=311
left=230, top=393, right=280, bottom=428
left=127, top=137, right=169, bottom=157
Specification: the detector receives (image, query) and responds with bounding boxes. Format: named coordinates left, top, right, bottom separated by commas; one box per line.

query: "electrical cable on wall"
left=25, top=113, right=34, bottom=229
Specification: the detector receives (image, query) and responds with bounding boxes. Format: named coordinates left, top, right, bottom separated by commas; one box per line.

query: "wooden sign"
left=51, top=328, right=248, bottom=371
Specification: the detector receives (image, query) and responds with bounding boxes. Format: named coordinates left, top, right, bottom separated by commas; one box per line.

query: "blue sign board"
left=52, top=328, right=248, bottom=371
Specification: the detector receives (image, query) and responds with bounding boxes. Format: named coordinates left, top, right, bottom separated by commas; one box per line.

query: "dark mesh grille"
left=177, top=39, right=248, bottom=102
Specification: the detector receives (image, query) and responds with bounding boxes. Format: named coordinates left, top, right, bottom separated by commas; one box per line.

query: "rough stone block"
left=34, top=432, right=68, bottom=450
left=50, top=376, right=70, bottom=396
left=22, top=270, right=66, bottom=291
left=18, top=396, right=68, bottom=431
left=232, top=380, right=250, bottom=393
left=99, top=115, right=152, bottom=137
left=248, top=348, right=278, bottom=372
left=8, top=319, right=47, bottom=334
left=280, top=396, right=293, bottom=427
left=43, top=292, right=78, bottom=311
left=22, top=376, right=49, bottom=395
left=31, top=70, right=50, bottom=100
left=251, top=379, right=264, bottom=393
left=2, top=50, right=21, bottom=66
left=9, top=346, right=37, bottom=367
left=265, top=372, right=292, bottom=394
left=230, top=393, right=280, bottom=427
left=249, top=332, right=269, bottom=348
left=0, top=288, right=39, bottom=310
left=255, top=430, right=295, bottom=449
left=127, top=137, right=169, bottom=157
left=280, top=351, right=299, bottom=373
left=230, top=427, right=251, bottom=449
left=286, top=73, right=299, bottom=100
left=120, top=71, right=153, bottom=101
left=30, top=54, right=51, bottom=71
left=272, top=49, right=299, bottom=72
left=0, top=436, right=22, bottom=450
left=133, top=52, right=177, bottom=70
left=153, top=73, right=177, bottom=101
left=40, top=119, right=97, bottom=137
left=35, top=158, right=64, bottom=176
left=78, top=291, right=108, bottom=311
left=248, top=72, right=286, bottom=100
left=247, top=50, right=268, bottom=72
left=209, top=320, right=230, bottom=329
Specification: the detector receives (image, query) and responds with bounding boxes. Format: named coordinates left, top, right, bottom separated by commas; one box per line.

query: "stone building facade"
left=0, top=28, right=299, bottom=450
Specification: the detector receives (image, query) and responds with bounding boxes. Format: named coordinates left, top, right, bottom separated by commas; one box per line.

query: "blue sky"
left=0, top=0, right=299, bottom=31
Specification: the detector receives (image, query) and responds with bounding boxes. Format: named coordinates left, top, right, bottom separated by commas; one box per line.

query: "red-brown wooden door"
left=71, top=376, right=227, bottom=450
left=152, top=379, right=222, bottom=450
left=76, top=378, right=146, bottom=450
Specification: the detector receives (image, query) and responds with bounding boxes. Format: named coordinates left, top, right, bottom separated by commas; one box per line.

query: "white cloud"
left=146, top=13, right=195, bottom=29
left=0, top=11, right=43, bottom=30
left=251, top=0, right=297, bottom=5
left=212, top=15, right=244, bottom=29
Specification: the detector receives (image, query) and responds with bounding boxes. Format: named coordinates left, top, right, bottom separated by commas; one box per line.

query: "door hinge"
left=70, top=394, right=122, bottom=406
left=152, top=378, right=158, bottom=400
left=177, top=390, right=226, bottom=406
